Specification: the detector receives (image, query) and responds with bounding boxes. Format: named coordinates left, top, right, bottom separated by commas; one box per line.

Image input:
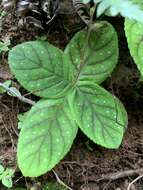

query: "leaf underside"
left=68, top=82, right=127, bottom=148
left=18, top=99, right=78, bottom=177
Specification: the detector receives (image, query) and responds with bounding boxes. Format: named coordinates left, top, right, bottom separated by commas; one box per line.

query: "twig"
left=52, top=169, right=73, bottom=190
left=2, top=118, right=15, bottom=150
left=0, top=82, right=35, bottom=105
left=97, top=168, right=143, bottom=182
left=127, top=174, right=143, bottom=190
left=61, top=162, right=143, bottom=184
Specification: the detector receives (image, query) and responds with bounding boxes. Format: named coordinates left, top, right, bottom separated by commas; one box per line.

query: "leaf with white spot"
left=17, top=99, right=78, bottom=177
left=8, top=41, right=73, bottom=98
left=68, top=81, right=128, bottom=148
left=64, top=21, right=118, bottom=84
left=125, top=3, right=143, bottom=76
left=8, top=21, right=118, bottom=100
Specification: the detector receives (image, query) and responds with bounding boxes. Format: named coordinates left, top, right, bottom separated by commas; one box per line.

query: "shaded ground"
left=1, top=9, right=143, bottom=190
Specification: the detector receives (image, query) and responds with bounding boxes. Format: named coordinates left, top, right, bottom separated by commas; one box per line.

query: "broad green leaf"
left=8, top=41, right=72, bottom=98
left=2, top=176, right=13, bottom=188
left=8, top=22, right=118, bottom=99
left=125, top=1, right=143, bottom=76
left=68, top=81, right=128, bottom=148
left=64, top=21, right=118, bottom=84
left=17, top=99, right=78, bottom=177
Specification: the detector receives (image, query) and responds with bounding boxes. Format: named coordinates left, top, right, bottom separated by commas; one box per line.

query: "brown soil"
left=1, top=9, right=143, bottom=190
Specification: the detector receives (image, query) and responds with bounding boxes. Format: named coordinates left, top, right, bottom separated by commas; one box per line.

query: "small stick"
left=52, top=169, right=73, bottom=190
left=0, top=82, right=35, bottom=105
left=97, top=168, right=143, bottom=182
left=127, top=174, right=143, bottom=190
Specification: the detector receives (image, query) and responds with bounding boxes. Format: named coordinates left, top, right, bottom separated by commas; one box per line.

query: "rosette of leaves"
left=125, top=0, right=143, bottom=77
left=8, top=21, right=128, bottom=177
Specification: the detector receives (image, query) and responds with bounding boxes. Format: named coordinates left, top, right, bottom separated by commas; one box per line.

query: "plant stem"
left=52, top=169, right=73, bottom=190
left=0, top=82, right=35, bottom=105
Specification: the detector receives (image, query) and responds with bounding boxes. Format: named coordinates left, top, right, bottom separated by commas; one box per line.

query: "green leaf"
left=2, top=176, right=13, bottom=188
left=0, top=165, right=4, bottom=174
left=125, top=18, right=143, bottom=76
left=17, top=99, right=78, bottom=177
left=68, top=81, right=128, bottom=148
left=8, top=22, right=118, bottom=99
left=64, top=21, right=118, bottom=84
left=8, top=41, right=73, bottom=99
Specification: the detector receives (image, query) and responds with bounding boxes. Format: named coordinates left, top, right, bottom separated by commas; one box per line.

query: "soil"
left=1, top=7, right=143, bottom=190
